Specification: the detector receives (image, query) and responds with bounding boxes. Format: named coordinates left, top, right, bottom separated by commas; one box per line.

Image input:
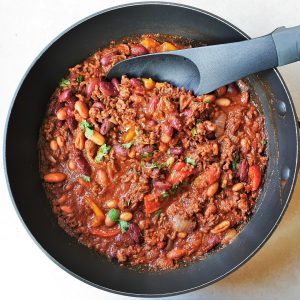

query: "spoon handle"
left=271, top=26, right=300, bottom=66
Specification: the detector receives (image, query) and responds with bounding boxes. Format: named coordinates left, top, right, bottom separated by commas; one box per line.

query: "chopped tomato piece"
left=167, top=162, right=192, bottom=185
left=248, top=165, right=262, bottom=191
left=86, top=196, right=105, bottom=227
left=90, top=227, right=121, bottom=238
left=144, top=191, right=162, bottom=214
left=207, top=164, right=221, bottom=185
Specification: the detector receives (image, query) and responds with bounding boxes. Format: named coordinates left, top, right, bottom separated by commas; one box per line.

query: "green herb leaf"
left=231, top=152, right=240, bottom=171
left=108, top=208, right=120, bottom=222
left=165, top=157, right=173, bottom=167
left=170, top=182, right=181, bottom=194
left=166, top=149, right=171, bottom=154
left=81, top=175, right=90, bottom=182
left=119, top=220, right=130, bottom=233
left=204, top=97, right=211, bottom=104
left=95, top=144, right=111, bottom=162
left=59, top=78, right=70, bottom=87
left=76, top=75, right=84, bottom=83
left=122, top=141, right=135, bottom=149
left=85, top=127, right=94, bottom=138
left=261, top=139, right=266, bottom=145
left=185, top=157, right=196, bottom=166
left=149, top=162, right=159, bottom=169
left=154, top=209, right=162, bottom=218
left=80, top=120, right=94, bottom=130
left=161, top=191, right=169, bottom=198
left=141, top=152, right=153, bottom=158
left=191, top=127, right=197, bottom=137
left=193, top=101, right=198, bottom=106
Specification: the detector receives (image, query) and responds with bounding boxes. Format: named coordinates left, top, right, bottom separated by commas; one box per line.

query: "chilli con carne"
left=39, top=34, right=267, bottom=270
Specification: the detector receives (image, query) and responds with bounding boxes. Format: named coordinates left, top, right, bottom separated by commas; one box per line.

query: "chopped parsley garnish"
left=81, top=175, right=90, bottom=182
left=95, top=144, right=111, bottom=162
left=108, top=208, right=120, bottom=222
left=122, top=141, right=135, bottom=149
left=148, top=162, right=160, bottom=169
left=191, top=127, right=197, bottom=137
left=59, top=78, right=70, bottom=87
left=204, top=97, right=211, bottom=104
left=166, top=149, right=171, bottom=154
left=185, top=157, right=196, bottom=166
left=161, top=191, right=169, bottom=198
left=154, top=209, right=162, bottom=218
left=141, top=152, right=153, bottom=158
left=76, top=75, right=84, bottom=83
left=193, top=101, right=198, bottom=105
left=119, top=220, right=130, bottom=233
left=170, top=182, right=181, bottom=194
left=80, top=120, right=94, bottom=138
left=232, top=152, right=240, bottom=171
left=165, top=157, right=173, bottom=167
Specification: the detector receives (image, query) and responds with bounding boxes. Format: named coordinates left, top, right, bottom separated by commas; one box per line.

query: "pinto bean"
left=56, top=108, right=67, bottom=120
left=50, top=140, right=58, bottom=151
left=75, top=131, right=85, bottom=150
left=222, top=228, right=237, bottom=245
left=44, top=172, right=66, bottom=183
left=105, top=214, right=115, bottom=227
left=232, top=182, right=244, bottom=192
left=68, top=160, right=76, bottom=170
left=75, top=101, right=89, bottom=119
left=120, top=212, right=133, bottom=221
left=216, top=98, right=231, bottom=107
left=100, top=81, right=118, bottom=97
left=204, top=204, right=217, bottom=217
left=95, top=169, right=109, bottom=187
left=207, top=182, right=219, bottom=197
left=100, top=118, right=114, bottom=135
left=86, top=130, right=105, bottom=146
left=75, top=154, right=91, bottom=176
left=56, top=136, right=64, bottom=147
left=107, top=200, right=118, bottom=209
left=211, top=220, right=231, bottom=234
left=167, top=248, right=186, bottom=260
left=131, top=44, right=149, bottom=56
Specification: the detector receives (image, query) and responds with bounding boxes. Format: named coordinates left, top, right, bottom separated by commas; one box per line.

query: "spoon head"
left=107, top=53, right=200, bottom=94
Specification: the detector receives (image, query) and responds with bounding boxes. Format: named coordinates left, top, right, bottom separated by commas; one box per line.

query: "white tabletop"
left=1, top=0, right=300, bottom=299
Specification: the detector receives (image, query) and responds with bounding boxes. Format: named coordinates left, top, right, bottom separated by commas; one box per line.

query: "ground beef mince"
left=39, top=34, right=268, bottom=270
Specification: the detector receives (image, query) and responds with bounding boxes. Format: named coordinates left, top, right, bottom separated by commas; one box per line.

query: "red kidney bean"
left=170, top=147, right=183, bottom=155
left=128, top=223, right=143, bottom=244
left=140, top=145, right=154, bottom=154
left=75, top=154, right=91, bottom=176
left=162, top=123, right=173, bottom=136
left=239, top=159, right=249, bottom=182
left=147, top=96, right=159, bottom=115
left=181, top=109, right=193, bottom=120
left=115, top=232, right=135, bottom=246
left=111, top=78, right=120, bottom=92
left=205, top=234, right=221, bottom=252
left=65, top=95, right=77, bottom=110
left=130, top=44, right=149, bottom=56
left=150, top=168, right=161, bottom=179
left=92, top=101, right=105, bottom=110
left=227, top=83, right=238, bottom=96
left=67, top=117, right=77, bottom=131
left=100, top=118, right=114, bottom=135
left=99, top=81, right=118, bottom=97
left=100, top=53, right=113, bottom=66
left=86, top=79, right=101, bottom=96
left=106, top=244, right=118, bottom=259
left=130, top=78, right=142, bottom=88
left=153, top=181, right=172, bottom=191
left=113, top=144, right=128, bottom=157
left=168, top=114, right=182, bottom=131
left=145, top=120, right=157, bottom=129
left=58, top=89, right=71, bottom=102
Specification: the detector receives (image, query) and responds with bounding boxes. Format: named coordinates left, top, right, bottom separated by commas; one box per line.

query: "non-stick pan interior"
left=4, top=3, right=299, bottom=297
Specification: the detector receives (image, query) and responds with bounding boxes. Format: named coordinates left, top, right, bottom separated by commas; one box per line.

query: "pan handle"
left=272, top=26, right=300, bottom=66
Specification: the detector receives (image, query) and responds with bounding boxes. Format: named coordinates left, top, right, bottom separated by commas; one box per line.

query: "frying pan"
left=4, top=2, right=299, bottom=297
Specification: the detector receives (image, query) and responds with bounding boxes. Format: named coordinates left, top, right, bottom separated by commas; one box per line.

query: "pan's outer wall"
left=4, top=2, right=299, bottom=297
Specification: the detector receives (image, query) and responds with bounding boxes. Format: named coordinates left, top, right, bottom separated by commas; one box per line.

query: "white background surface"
left=1, top=0, right=300, bottom=299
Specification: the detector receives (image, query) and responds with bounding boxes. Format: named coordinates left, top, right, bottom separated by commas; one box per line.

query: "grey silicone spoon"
left=107, top=26, right=300, bottom=95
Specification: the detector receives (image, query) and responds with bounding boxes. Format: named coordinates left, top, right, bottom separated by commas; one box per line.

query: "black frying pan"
left=4, top=2, right=299, bottom=297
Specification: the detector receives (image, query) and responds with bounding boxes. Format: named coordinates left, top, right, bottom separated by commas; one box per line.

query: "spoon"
left=107, top=26, right=300, bottom=95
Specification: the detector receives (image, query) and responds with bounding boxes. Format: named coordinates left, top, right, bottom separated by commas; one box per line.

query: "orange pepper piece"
left=86, top=196, right=105, bottom=227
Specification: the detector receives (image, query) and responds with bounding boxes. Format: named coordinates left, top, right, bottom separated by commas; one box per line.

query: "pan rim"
left=3, top=1, right=299, bottom=297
